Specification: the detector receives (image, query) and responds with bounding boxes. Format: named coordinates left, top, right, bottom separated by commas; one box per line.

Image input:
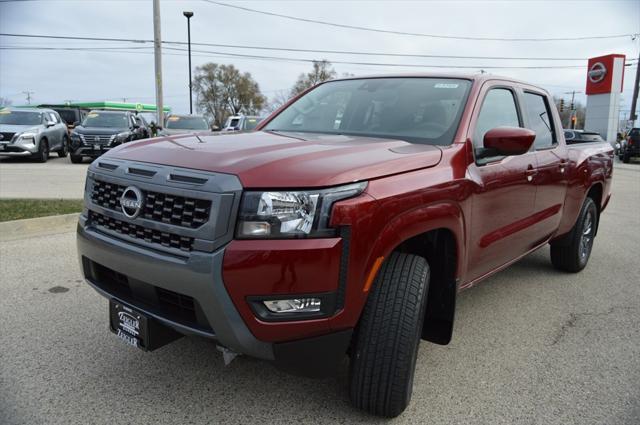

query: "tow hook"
left=216, top=345, right=240, bottom=366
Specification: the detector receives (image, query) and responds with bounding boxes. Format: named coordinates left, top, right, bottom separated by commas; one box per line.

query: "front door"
left=466, top=85, right=538, bottom=282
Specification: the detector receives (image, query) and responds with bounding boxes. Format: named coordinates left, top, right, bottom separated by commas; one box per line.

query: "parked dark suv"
left=70, top=110, right=147, bottom=163
left=619, top=128, right=640, bottom=163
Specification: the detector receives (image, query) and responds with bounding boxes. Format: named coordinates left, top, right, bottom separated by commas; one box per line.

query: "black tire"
left=622, top=152, right=630, bottom=163
left=57, top=136, right=69, bottom=158
left=550, top=197, right=598, bottom=273
left=34, top=138, right=49, bottom=163
left=69, top=153, right=83, bottom=164
left=349, top=252, right=430, bottom=418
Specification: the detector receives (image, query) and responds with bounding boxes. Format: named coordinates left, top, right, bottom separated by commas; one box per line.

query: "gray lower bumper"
left=0, top=151, right=31, bottom=156
left=77, top=217, right=274, bottom=360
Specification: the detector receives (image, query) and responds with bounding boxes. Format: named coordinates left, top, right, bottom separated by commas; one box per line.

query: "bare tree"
left=193, top=63, right=266, bottom=128
left=266, top=90, right=293, bottom=113
left=290, top=60, right=337, bottom=96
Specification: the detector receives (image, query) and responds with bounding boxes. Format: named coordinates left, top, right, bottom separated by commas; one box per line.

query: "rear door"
left=521, top=90, right=568, bottom=238
left=466, top=83, right=538, bottom=282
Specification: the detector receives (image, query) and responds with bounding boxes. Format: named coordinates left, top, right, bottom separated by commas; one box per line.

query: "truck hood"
left=107, top=131, right=443, bottom=188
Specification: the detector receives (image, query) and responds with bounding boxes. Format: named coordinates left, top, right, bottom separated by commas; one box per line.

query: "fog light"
left=263, top=298, right=321, bottom=313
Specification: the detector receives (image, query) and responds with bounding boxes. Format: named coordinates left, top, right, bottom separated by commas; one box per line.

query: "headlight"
left=236, top=182, right=366, bottom=239
left=115, top=132, right=130, bottom=142
left=17, top=132, right=37, bottom=143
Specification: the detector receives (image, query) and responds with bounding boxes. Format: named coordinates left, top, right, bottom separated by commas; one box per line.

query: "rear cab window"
left=522, top=91, right=557, bottom=150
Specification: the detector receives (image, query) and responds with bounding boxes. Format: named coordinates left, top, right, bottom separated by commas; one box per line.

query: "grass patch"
left=0, top=199, right=84, bottom=222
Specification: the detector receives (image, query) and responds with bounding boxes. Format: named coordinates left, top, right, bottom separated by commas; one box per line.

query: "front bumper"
left=0, top=142, right=37, bottom=156
left=78, top=220, right=353, bottom=374
left=71, top=144, right=112, bottom=158
left=77, top=219, right=274, bottom=359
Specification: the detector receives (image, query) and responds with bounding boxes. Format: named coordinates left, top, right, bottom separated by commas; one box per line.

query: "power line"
left=0, top=32, right=622, bottom=62
left=0, top=43, right=591, bottom=69
left=203, top=0, right=638, bottom=42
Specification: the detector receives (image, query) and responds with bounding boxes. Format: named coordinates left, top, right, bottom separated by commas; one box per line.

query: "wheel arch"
left=364, top=201, right=465, bottom=346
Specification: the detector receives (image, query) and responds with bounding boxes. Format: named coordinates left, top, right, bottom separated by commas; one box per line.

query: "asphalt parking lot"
left=0, top=156, right=89, bottom=199
left=0, top=165, right=639, bottom=425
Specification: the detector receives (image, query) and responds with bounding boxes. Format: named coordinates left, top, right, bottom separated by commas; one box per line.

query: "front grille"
left=89, top=210, right=194, bottom=252
left=80, top=134, right=114, bottom=145
left=0, top=132, right=15, bottom=142
left=1, top=145, right=26, bottom=153
left=84, top=258, right=212, bottom=332
left=91, top=179, right=211, bottom=229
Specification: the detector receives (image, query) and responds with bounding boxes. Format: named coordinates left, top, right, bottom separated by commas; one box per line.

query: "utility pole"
left=153, top=0, right=164, bottom=128
left=183, top=11, right=194, bottom=115
left=22, top=90, right=34, bottom=105
left=629, top=51, right=640, bottom=126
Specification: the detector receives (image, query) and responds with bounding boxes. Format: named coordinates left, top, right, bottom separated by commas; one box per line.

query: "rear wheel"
left=69, top=153, right=83, bottom=164
left=550, top=197, right=598, bottom=272
left=349, top=252, right=430, bottom=418
left=622, top=151, right=631, bottom=163
left=34, top=139, right=49, bottom=163
left=57, top=136, right=69, bottom=157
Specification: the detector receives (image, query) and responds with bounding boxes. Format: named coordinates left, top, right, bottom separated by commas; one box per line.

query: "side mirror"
left=46, top=121, right=56, bottom=128
left=132, top=123, right=140, bottom=129
left=483, top=127, right=536, bottom=156
left=73, top=121, right=80, bottom=127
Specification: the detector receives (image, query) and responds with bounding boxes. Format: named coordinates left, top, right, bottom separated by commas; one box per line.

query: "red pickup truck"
left=78, top=74, right=613, bottom=417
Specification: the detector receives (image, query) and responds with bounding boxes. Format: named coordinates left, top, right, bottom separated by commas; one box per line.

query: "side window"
left=473, top=88, right=520, bottom=149
left=523, top=92, right=556, bottom=149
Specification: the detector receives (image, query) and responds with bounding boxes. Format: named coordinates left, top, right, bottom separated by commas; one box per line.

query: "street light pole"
left=153, top=0, right=164, bottom=129
left=183, top=11, right=194, bottom=115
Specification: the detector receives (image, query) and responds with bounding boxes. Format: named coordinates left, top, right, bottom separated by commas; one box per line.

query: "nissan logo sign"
left=120, top=186, right=144, bottom=219
left=588, top=62, right=607, bottom=84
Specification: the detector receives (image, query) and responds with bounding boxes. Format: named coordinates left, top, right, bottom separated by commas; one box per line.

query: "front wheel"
left=349, top=252, right=430, bottom=417
left=57, top=136, right=69, bottom=157
left=550, top=197, right=598, bottom=272
left=34, top=139, right=49, bottom=163
left=69, top=153, right=83, bottom=164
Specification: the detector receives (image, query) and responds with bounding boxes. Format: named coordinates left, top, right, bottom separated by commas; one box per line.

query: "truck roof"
left=331, top=72, right=549, bottom=93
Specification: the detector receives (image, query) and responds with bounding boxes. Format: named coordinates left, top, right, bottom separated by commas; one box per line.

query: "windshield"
left=166, top=116, right=208, bottom=130
left=0, top=110, right=42, bottom=125
left=54, top=109, right=79, bottom=125
left=82, top=112, right=129, bottom=128
left=264, top=78, right=472, bottom=145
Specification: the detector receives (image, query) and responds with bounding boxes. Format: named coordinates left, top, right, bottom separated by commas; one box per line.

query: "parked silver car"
left=0, top=107, right=69, bottom=162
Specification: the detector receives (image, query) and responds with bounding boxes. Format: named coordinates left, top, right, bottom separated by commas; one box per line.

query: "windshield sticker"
left=434, top=83, right=459, bottom=89
left=87, top=113, right=99, bottom=118
left=168, top=116, right=180, bottom=121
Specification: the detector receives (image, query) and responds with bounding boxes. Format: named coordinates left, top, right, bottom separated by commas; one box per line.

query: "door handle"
left=525, top=164, right=536, bottom=182
left=559, top=160, right=567, bottom=174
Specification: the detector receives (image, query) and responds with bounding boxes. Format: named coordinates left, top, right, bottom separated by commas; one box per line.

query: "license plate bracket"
left=109, top=300, right=182, bottom=351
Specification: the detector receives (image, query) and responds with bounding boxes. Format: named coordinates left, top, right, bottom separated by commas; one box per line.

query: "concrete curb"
left=0, top=213, right=79, bottom=241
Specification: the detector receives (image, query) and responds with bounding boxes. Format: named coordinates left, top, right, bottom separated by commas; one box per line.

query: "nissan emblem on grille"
left=120, top=186, right=144, bottom=219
